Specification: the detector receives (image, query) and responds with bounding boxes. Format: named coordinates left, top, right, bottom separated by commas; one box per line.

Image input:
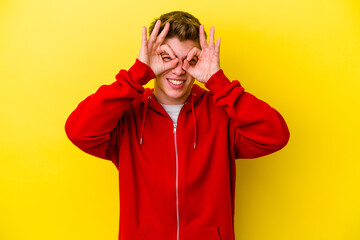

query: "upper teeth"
left=169, top=79, right=184, bottom=85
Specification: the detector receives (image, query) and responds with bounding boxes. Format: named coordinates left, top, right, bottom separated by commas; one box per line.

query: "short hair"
left=149, top=11, right=207, bottom=45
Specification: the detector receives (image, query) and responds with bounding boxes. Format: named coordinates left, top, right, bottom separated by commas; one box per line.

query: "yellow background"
left=1, top=0, right=359, bottom=239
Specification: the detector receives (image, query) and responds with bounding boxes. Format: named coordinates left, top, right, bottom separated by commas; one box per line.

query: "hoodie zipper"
left=172, top=101, right=190, bottom=240
left=173, top=123, right=179, bottom=240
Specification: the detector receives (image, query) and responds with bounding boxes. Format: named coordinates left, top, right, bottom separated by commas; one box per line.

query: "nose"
left=172, top=59, right=186, bottom=76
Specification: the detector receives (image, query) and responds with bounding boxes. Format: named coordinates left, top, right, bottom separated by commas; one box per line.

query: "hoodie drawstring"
left=191, top=94, right=197, bottom=149
left=140, top=96, right=151, bottom=145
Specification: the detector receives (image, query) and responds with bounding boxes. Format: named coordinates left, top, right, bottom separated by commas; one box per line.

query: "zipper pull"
left=173, top=124, right=177, bottom=133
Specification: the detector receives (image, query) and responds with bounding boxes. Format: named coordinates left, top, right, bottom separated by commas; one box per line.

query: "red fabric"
left=65, top=59, right=290, bottom=240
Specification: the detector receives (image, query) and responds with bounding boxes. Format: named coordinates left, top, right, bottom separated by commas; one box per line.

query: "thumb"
left=183, top=60, right=195, bottom=77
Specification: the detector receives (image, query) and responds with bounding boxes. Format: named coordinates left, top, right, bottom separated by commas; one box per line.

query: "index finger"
left=159, top=44, right=176, bottom=59
left=186, top=47, right=201, bottom=61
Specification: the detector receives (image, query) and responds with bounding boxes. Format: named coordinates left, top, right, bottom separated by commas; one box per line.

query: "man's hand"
left=138, top=20, right=179, bottom=76
left=183, top=25, right=221, bottom=83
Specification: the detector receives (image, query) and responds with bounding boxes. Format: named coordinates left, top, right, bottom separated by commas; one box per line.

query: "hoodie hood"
left=139, top=84, right=207, bottom=148
left=140, top=84, right=207, bottom=113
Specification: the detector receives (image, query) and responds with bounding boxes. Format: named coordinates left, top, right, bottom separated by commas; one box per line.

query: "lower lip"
left=167, top=79, right=185, bottom=89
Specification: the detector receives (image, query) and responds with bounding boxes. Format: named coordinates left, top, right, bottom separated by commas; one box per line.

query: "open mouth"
left=167, top=78, right=186, bottom=89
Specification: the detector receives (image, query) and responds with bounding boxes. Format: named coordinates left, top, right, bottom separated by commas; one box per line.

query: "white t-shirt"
left=161, top=104, right=184, bottom=124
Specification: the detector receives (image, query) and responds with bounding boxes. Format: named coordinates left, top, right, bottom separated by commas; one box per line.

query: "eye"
left=188, top=58, right=197, bottom=66
left=161, top=56, right=172, bottom=62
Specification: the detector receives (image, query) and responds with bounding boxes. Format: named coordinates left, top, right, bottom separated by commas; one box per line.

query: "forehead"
left=162, top=37, right=199, bottom=58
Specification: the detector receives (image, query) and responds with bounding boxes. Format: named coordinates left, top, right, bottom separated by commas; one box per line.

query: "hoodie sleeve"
left=65, top=59, right=155, bottom=164
left=205, top=70, right=290, bottom=159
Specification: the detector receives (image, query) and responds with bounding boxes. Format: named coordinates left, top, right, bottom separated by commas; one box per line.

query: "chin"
left=154, top=76, right=194, bottom=104
left=166, top=88, right=187, bottom=99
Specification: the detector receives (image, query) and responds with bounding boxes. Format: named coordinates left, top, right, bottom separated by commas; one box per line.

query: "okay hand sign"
left=182, top=25, right=221, bottom=83
left=138, top=20, right=179, bottom=76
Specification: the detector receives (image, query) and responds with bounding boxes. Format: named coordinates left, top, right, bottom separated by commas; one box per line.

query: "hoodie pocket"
left=182, top=226, right=221, bottom=240
left=134, top=222, right=149, bottom=240
left=135, top=223, right=174, bottom=240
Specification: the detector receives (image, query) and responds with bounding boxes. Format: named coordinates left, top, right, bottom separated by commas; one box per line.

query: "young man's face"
left=154, top=37, right=199, bottom=105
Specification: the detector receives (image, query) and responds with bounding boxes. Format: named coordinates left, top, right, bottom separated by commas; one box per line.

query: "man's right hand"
left=138, top=20, right=179, bottom=77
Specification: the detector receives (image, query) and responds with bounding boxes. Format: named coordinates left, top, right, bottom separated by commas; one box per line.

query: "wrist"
left=137, top=57, right=148, bottom=66
left=128, top=59, right=156, bottom=85
left=199, top=67, right=221, bottom=84
left=205, top=69, right=231, bottom=92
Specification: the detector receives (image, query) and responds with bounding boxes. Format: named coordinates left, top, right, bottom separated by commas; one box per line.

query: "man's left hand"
left=182, top=25, right=221, bottom=83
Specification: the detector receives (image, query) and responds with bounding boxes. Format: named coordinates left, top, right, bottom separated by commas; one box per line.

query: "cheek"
left=159, top=70, right=171, bottom=80
left=155, top=76, right=165, bottom=89
left=185, top=78, right=195, bottom=89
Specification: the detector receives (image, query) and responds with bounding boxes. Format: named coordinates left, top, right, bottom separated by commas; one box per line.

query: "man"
left=65, top=11, right=289, bottom=240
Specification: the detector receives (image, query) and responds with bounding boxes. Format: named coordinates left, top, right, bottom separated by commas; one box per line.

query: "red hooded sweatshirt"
left=65, top=59, right=290, bottom=240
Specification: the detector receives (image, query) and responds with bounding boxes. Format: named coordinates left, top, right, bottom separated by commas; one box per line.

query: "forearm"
left=205, top=70, right=290, bottom=158
left=65, top=59, right=155, bottom=159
